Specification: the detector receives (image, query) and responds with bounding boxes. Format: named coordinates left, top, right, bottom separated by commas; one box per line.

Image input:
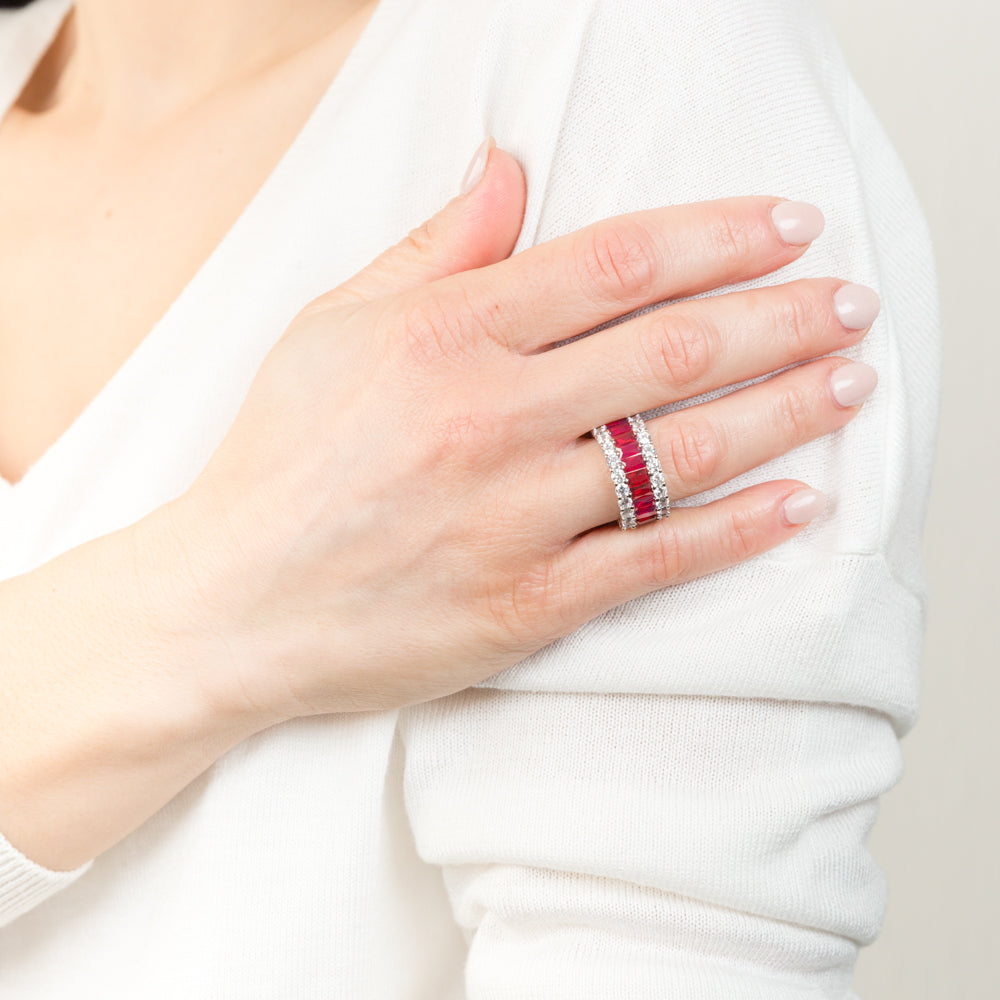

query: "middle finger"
left=524, top=276, right=880, bottom=440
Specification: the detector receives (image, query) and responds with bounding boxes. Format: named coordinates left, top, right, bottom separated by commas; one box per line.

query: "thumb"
left=322, top=137, right=527, bottom=308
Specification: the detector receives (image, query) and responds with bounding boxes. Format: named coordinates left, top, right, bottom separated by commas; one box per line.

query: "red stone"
left=634, top=499, right=658, bottom=521
left=601, top=417, right=663, bottom=523
left=625, top=467, right=649, bottom=491
left=622, top=455, right=646, bottom=472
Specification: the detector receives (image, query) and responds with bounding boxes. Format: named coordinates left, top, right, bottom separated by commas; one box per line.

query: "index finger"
left=408, top=195, right=825, bottom=355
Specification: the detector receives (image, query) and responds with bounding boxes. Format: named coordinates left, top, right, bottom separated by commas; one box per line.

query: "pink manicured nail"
left=781, top=488, right=828, bottom=525
left=770, top=201, right=825, bottom=245
left=460, top=136, right=495, bottom=196
left=829, top=362, right=878, bottom=408
left=833, top=283, right=881, bottom=330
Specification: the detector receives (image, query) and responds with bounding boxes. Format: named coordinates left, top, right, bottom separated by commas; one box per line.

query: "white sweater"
left=0, top=0, right=941, bottom=996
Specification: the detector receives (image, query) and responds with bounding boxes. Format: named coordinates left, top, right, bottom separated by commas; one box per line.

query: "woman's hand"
left=153, top=142, right=879, bottom=725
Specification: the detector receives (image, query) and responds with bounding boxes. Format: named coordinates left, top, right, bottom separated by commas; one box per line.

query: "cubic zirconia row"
left=592, top=424, right=637, bottom=530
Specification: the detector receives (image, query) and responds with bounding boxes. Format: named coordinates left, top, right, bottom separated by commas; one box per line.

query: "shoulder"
left=459, top=0, right=843, bottom=80
left=469, top=0, right=855, bottom=238
left=459, top=0, right=851, bottom=193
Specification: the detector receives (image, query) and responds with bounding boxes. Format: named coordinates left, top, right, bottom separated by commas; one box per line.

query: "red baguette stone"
left=625, top=470, right=649, bottom=491
left=624, top=467, right=649, bottom=491
left=622, top=453, right=647, bottom=476
left=634, top=498, right=658, bottom=520
left=605, top=417, right=661, bottom=524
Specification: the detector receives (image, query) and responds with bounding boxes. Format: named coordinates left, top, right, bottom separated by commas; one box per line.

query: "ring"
left=591, top=414, right=670, bottom=530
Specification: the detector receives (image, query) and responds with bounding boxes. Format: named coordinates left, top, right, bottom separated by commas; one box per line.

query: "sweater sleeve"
left=0, top=0, right=97, bottom=931
left=0, top=829, right=93, bottom=929
left=396, top=0, right=941, bottom=996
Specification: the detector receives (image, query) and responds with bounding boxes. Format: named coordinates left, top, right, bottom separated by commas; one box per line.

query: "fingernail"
left=770, top=201, right=825, bottom=245
left=781, top=488, right=828, bottom=526
left=460, top=136, right=495, bottom=196
left=833, top=283, right=881, bottom=330
left=829, top=361, right=878, bottom=408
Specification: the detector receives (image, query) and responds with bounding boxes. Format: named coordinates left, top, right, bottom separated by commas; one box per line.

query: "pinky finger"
left=549, top=480, right=826, bottom=631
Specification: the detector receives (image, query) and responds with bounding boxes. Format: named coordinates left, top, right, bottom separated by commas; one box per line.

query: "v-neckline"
left=0, top=0, right=397, bottom=496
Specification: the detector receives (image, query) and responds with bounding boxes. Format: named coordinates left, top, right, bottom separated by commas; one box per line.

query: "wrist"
left=124, top=496, right=291, bottom=739
left=0, top=512, right=277, bottom=871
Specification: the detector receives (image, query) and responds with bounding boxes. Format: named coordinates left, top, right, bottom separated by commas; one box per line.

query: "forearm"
left=0, top=503, right=274, bottom=873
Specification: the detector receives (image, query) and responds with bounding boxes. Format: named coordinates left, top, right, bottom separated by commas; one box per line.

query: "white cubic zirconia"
left=592, top=424, right=637, bottom=530
left=627, top=414, right=670, bottom=519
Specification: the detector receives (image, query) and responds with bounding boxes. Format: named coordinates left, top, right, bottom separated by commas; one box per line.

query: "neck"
left=19, top=0, right=375, bottom=128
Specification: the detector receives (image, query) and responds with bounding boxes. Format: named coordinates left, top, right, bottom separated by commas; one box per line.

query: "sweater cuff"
left=0, top=827, right=93, bottom=928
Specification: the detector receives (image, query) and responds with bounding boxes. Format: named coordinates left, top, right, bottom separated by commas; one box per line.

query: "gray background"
left=815, top=1, right=998, bottom=996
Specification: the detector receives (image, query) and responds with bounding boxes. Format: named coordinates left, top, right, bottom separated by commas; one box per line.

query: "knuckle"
left=576, top=218, right=661, bottom=306
left=708, top=206, right=755, bottom=266
left=400, top=218, right=438, bottom=259
left=667, top=415, right=724, bottom=487
left=398, top=280, right=515, bottom=365
left=433, top=402, right=504, bottom=457
left=488, top=560, right=562, bottom=646
left=461, top=275, right=523, bottom=353
left=639, top=310, right=715, bottom=389
left=721, top=505, right=764, bottom=564
left=647, top=525, right=695, bottom=584
left=396, top=290, right=472, bottom=366
left=774, top=380, right=817, bottom=441
left=770, top=284, right=821, bottom=355
left=429, top=379, right=533, bottom=472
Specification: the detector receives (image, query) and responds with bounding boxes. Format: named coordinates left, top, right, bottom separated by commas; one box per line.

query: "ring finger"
left=550, top=354, right=876, bottom=538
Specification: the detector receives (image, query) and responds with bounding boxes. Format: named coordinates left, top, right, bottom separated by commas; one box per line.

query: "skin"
left=0, top=3, right=876, bottom=872
left=0, top=0, right=379, bottom=485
